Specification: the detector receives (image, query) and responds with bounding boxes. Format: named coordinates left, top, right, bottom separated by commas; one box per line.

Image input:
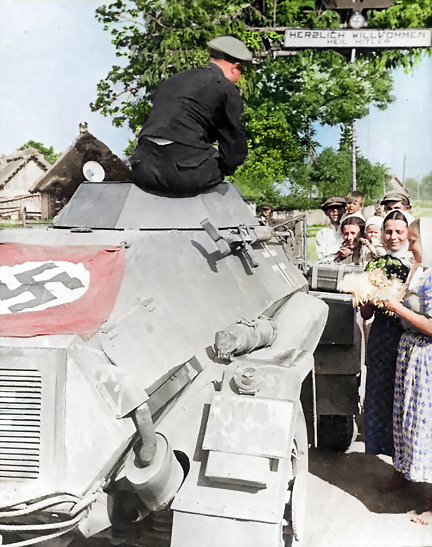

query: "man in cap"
left=381, top=190, right=411, bottom=211
left=316, top=197, right=346, bottom=262
left=381, top=190, right=415, bottom=222
left=130, top=36, right=252, bottom=195
left=258, top=204, right=274, bottom=225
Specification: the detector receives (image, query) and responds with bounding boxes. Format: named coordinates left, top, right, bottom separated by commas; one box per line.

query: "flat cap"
left=321, top=197, right=346, bottom=211
left=381, top=191, right=411, bottom=205
left=207, top=36, right=253, bottom=62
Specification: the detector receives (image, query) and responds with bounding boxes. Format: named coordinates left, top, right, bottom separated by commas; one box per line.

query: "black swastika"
left=0, top=262, right=85, bottom=313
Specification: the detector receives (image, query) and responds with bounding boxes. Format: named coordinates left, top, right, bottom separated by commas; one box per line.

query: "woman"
left=360, top=210, right=413, bottom=460
left=335, top=215, right=366, bottom=265
left=381, top=218, right=432, bottom=524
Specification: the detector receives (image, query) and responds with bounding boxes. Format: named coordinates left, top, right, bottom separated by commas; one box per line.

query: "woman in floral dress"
left=381, top=217, right=432, bottom=524
left=361, top=210, right=413, bottom=459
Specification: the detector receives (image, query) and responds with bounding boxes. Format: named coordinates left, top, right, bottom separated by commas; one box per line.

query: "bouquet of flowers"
left=338, top=268, right=407, bottom=309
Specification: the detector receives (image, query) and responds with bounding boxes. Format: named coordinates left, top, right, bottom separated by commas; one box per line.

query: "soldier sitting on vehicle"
left=130, top=36, right=252, bottom=196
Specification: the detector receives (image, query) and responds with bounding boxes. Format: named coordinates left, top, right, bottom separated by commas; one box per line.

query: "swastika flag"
left=0, top=243, right=125, bottom=339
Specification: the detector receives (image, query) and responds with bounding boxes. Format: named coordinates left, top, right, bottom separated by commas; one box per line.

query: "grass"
left=307, top=224, right=325, bottom=238
left=411, top=201, right=432, bottom=218
left=0, top=219, right=50, bottom=229
left=307, top=226, right=324, bottom=262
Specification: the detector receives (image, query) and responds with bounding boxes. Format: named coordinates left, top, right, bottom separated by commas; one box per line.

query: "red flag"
left=0, top=243, right=125, bottom=339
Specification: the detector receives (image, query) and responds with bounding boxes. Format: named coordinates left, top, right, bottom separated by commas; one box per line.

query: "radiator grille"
left=0, top=369, right=41, bottom=479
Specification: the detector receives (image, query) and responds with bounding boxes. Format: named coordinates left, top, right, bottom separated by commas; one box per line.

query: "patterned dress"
left=393, top=271, right=432, bottom=482
left=363, top=256, right=409, bottom=456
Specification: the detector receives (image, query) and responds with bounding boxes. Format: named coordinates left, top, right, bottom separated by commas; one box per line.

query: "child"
left=360, top=216, right=386, bottom=263
left=345, top=190, right=365, bottom=219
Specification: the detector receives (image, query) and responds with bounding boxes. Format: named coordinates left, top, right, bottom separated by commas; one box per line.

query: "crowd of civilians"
left=316, top=190, right=432, bottom=526
left=256, top=192, right=431, bottom=523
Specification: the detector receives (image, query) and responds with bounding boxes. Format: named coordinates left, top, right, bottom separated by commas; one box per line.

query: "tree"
left=90, top=0, right=399, bottom=132
left=288, top=147, right=388, bottom=204
left=91, top=0, right=430, bottom=203
left=18, top=140, right=61, bottom=164
left=421, top=172, right=432, bottom=200
left=232, top=107, right=299, bottom=202
left=404, top=176, right=419, bottom=198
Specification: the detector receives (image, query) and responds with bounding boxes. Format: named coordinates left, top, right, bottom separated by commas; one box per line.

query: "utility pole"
left=282, top=4, right=431, bottom=196
left=351, top=48, right=357, bottom=191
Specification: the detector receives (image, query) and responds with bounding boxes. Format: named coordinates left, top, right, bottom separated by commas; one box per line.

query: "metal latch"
left=200, top=218, right=259, bottom=268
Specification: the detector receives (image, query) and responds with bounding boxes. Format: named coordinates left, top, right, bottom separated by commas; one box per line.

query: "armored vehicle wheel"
left=318, top=415, right=357, bottom=452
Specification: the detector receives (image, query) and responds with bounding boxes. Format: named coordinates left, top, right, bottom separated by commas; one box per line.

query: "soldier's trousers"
left=131, top=138, right=223, bottom=196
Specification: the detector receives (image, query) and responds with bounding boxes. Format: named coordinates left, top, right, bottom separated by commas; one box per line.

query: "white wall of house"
left=0, top=160, right=46, bottom=198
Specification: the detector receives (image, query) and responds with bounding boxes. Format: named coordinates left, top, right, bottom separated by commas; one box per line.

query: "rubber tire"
left=318, top=415, right=357, bottom=452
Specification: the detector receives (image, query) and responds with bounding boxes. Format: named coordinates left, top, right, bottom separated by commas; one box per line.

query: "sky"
left=0, top=0, right=431, bottom=181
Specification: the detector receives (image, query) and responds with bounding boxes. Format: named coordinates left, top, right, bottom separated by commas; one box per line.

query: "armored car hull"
left=0, top=182, right=328, bottom=546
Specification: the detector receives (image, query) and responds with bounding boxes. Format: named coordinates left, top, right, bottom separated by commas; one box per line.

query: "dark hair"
left=383, top=210, right=409, bottom=228
left=341, top=215, right=365, bottom=238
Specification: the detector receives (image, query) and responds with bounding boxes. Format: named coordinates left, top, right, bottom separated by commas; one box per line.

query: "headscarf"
left=365, top=216, right=383, bottom=230
left=381, top=209, right=413, bottom=266
left=404, top=217, right=432, bottom=305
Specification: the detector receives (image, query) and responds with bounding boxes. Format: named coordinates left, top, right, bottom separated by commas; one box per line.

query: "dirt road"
left=303, top=441, right=432, bottom=547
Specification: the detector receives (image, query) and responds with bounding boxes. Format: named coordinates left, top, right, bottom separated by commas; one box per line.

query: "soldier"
left=130, top=36, right=252, bottom=195
left=258, top=204, right=274, bottom=225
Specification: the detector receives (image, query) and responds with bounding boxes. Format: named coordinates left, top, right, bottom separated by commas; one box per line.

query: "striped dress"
left=393, top=270, right=432, bottom=482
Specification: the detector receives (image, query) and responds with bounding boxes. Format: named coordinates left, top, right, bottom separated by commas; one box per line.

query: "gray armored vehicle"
left=0, top=182, right=328, bottom=547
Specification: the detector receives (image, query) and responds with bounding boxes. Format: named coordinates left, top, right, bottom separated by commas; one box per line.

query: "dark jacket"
left=136, top=63, right=248, bottom=176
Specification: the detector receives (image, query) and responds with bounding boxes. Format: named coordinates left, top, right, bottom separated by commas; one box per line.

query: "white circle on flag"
left=0, top=261, right=90, bottom=314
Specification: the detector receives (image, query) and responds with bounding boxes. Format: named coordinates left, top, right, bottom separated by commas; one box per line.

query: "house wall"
left=275, top=205, right=376, bottom=226
left=0, top=194, right=41, bottom=219
left=0, top=160, right=46, bottom=198
left=40, top=193, right=51, bottom=218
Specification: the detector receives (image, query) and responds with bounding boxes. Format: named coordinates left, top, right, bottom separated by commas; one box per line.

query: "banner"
left=0, top=243, right=125, bottom=339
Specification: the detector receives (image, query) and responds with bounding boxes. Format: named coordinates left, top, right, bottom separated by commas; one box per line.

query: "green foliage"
left=91, top=0, right=404, bottom=134
left=288, top=147, right=388, bottom=206
left=18, top=140, right=61, bottom=164
left=404, top=172, right=432, bottom=201
left=366, top=0, right=432, bottom=70
left=422, top=172, right=432, bottom=199
left=123, top=138, right=137, bottom=156
left=369, top=0, right=432, bottom=32
left=231, top=106, right=299, bottom=201
left=92, top=0, right=430, bottom=204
